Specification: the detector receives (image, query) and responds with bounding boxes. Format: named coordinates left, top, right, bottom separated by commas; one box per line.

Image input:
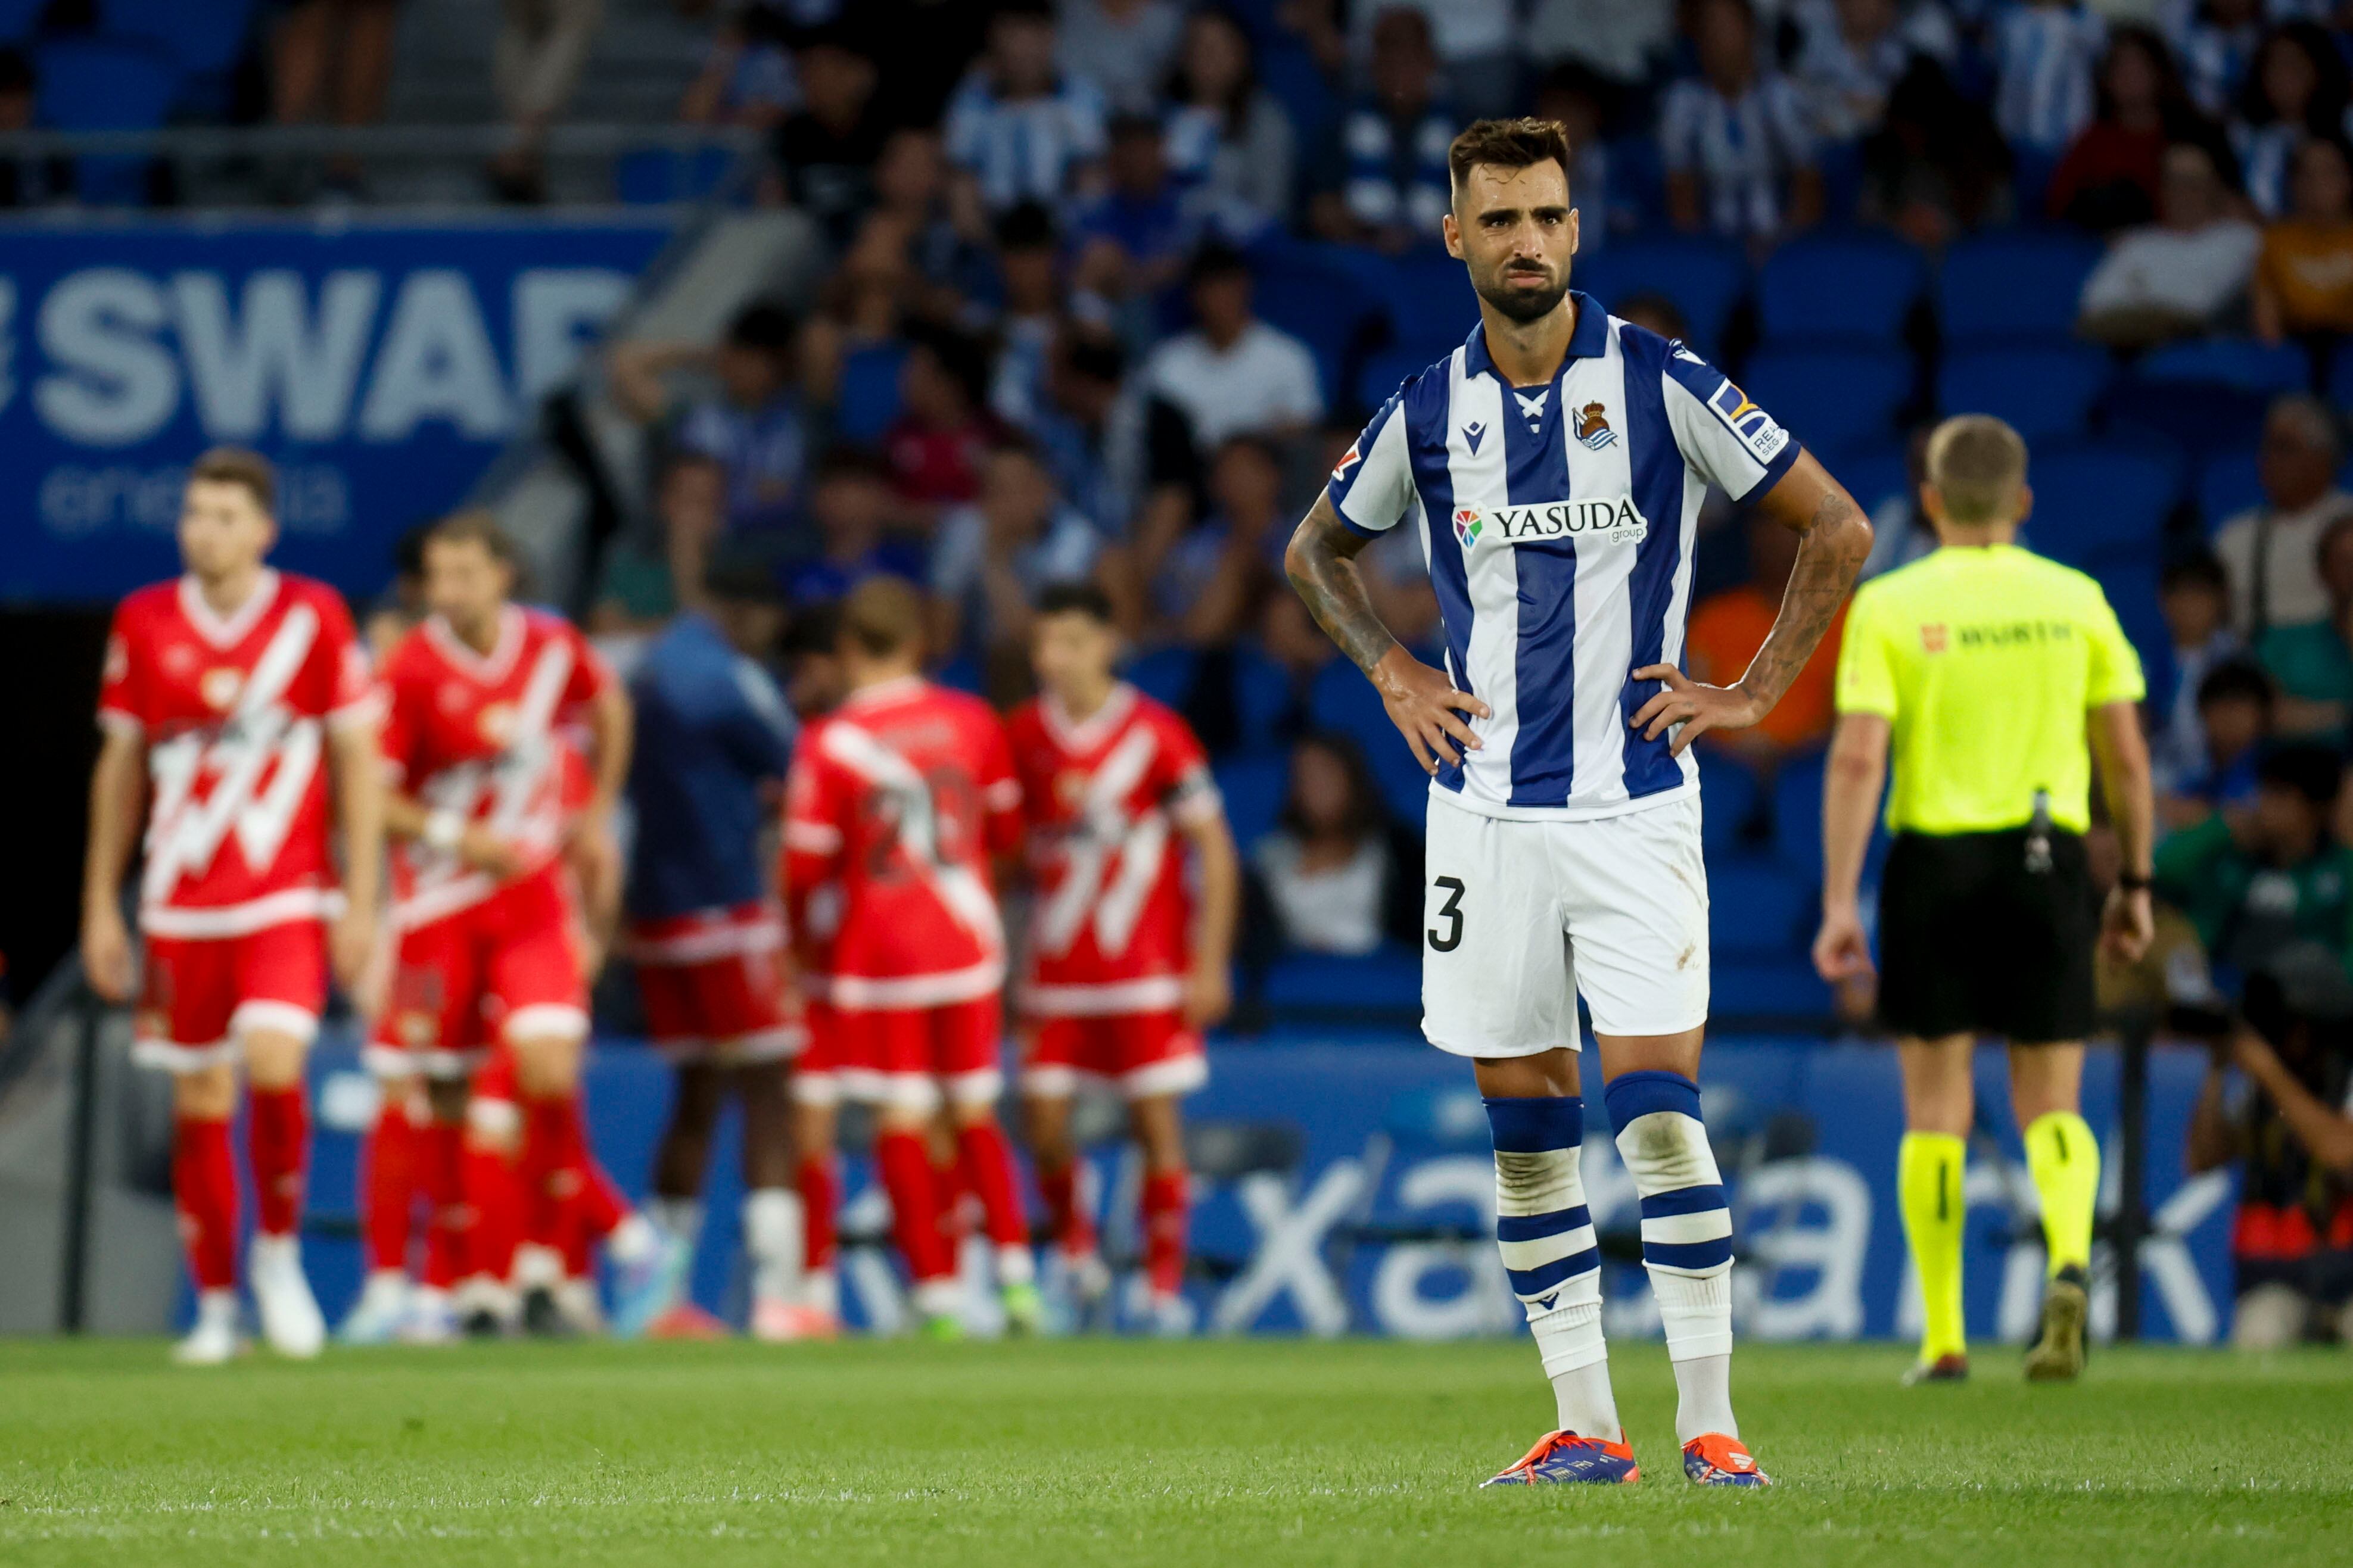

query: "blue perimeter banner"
left=300, top=1030, right=2237, bottom=1345
left=0, top=214, right=676, bottom=603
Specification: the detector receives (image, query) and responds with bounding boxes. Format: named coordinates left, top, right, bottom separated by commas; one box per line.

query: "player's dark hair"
left=425, top=509, right=519, bottom=567
left=1446, top=118, right=1575, bottom=203
left=839, top=575, right=925, bottom=659
left=1278, top=730, right=1389, bottom=844
left=2259, top=742, right=2342, bottom=808
left=1035, top=580, right=1115, bottom=625
left=187, top=447, right=276, bottom=515
left=2197, top=658, right=2274, bottom=712
left=726, top=301, right=799, bottom=356
left=2160, top=550, right=2227, bottom=594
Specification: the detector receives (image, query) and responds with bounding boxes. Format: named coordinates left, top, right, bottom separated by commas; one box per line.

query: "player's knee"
left=1604, top=1071, right=1733, bottom=1276
left=174, top=1064, right=238, bottom=1120
left=241, top=1028, right=309, bottom=1089
left=509, top=1033, right=581, bottom=1099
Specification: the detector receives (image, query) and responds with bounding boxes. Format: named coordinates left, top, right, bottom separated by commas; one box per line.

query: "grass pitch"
left=0, top=1337, right=2345, bottom=1566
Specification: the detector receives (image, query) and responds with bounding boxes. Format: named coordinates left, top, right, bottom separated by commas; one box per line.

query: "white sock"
left=1652, top=1269, right=1737, bottom=1442
left=743, top=1188, right=805, bottom=1305
left=606, top=1212, right=659, bottom=1267
left=194, top=1288, right=239, bottom=1331
left=802, top=1268, right=839, bottom=1317
left=995, top=1243, right=1036, bottom=1289
left=648, top=1196, right=704, bottom=1251
left=1529, top=1292, right=1619, bottom=1440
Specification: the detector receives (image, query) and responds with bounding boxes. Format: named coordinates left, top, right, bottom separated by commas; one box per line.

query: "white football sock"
left=1529, top=1288, right=1620, bottom=1440
left=1653, top=1269, right=1738, bottom=1442
left=742, top=1188, right=804, bottom=1306
left=648, top=1196, right=704, bottom=1250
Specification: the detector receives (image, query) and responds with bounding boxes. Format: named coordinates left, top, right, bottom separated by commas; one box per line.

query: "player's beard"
left=1474, top=262, right=1571, bottom=324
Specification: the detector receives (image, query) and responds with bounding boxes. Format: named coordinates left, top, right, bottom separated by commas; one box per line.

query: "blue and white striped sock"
left=1484, top=1095, right=1618, bottom=1440
left=1605, top=1070, right=1738, bottom=1443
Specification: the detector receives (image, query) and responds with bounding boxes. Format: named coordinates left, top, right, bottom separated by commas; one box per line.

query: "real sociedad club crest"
left=1576, top=401, right=1617, bottom=450
left=1453, top=507, right=1484, bottom=547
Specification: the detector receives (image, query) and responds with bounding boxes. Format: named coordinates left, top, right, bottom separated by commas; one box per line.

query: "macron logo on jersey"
left=1453, top=497, right=1651, bottom=548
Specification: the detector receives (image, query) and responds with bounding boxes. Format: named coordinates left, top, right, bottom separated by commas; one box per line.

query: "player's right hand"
left=1811, top=901, right=1873, bottom=983
left=82, top=904, right=135, bottom=1003
left=457, top=824, right=525, bottom=881
left=1371, top=646, right=1489, bottom=775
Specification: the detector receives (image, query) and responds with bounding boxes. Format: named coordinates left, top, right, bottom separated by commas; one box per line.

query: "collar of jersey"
left=178, top=568, right=282, bottom=649
left=842, top=673, right=925, bottom=712
left=1462, top=290, right=1609, bottom=386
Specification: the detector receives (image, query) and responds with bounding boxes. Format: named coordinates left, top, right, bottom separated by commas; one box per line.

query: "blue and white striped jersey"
left=1328, top=294, right=1800, bottom=821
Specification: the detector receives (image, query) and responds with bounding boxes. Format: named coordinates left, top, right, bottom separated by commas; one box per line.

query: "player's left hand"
left=329, top=902, right=377, bottom=994
left=1627, top=666, right=1766, bottom=756
left=1184, top=959, right=1232, bottom=1030
left=2099, top=884, right=2155, bottom=964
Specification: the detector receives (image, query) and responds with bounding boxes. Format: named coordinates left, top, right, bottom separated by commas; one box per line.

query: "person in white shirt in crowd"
left=2230, top=21, right=2352, bottom=219
left=2077, top=141, right=2260, bottom=347
left=1162, top=7, right=1296, bottom=234
left=1140, top=243, right=1324, bottom=462
left=1993, top=0, right=2106, bottom=160
left=1056, top=0, right=1183, bottom=114
left=1793, top=0, right=1959, bottom=145
left=1307, top=7, right=1456, bottom=253
left=2149, top=551, right=2245, bottom=805
left=929, top=437, right=1112, bottom=670
left=1245, top=731, right=1421, bottom=958
left=1345, top=0, right=1518, bottom=123
left=1663, top=0, right=1826, bottom=245
left=2171, top=0, right=2266, bottom=119
left=945, top=0, right=1108, bottom=219
left=2214, top=394, right=2353, bottom=635
left=1524, top=0, right=1676, bottom=91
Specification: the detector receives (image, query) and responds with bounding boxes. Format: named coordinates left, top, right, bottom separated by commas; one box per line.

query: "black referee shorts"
left=1876, top=827, right=2099, bottom=1043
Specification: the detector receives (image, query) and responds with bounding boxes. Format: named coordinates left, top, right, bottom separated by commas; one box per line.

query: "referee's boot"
left=2024, top=1263, right=2090, bottom=1382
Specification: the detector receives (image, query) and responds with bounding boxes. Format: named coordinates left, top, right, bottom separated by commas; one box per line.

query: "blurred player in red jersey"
left=780, top=578, right=1033, bottom=1336
left=1009, top=583, right=1238, bottom=1332
left=369, top=511, right=652, bottom=1338
left=80, top=447, right=385, bottom=1365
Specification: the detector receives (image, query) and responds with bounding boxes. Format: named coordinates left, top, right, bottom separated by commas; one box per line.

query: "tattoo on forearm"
left=1739, top=488, right=1870, bottom=710
left=1286, top=501, right=1400, bottom=674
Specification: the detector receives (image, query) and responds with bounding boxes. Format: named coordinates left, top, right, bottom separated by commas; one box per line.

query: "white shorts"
left=1421, top=792, right=1709, bottom=1057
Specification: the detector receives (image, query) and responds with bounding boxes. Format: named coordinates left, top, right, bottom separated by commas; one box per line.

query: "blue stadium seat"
left=1712, top=959, right=1834, bottom=1019
left=0, top=0, right=44, bottom=42
left=1353, top=347, right=1427, bottom=413
left=614, top=145, right=738, bottom=205
left=2136, top=338, right=2307, bottom=397
left=1307, top=659, right=1427, bottom=824
left=1830, top=442, right=1915, bottom=520
left=1231, top=644, right=1296, bottom=753
left=832, top=341, right=907, bottom=444
left=1937, top=344, right=2110, bottom=442
left=1250, top=251, right=1377, bottom=414
left=1213, top=752, right=1287, bottom=851
left=99, top=0, right=258, bottom=75
left=1741, top=345, right=1913, bottom=456
left=2197, top=448, right=2262, bottom=534
left=2024, top=440, right=2183, bottom=572
left=1936, top=230, right=2102, bottom=344
left=1708, top=855, right=1812, bottom=959
left=34, top=38, right=180, bottom=204
left=1769, top=749, right=1829, bottom=875
left=934, top=654, right=985, bottom=697
left=1698, top=755, right=1760, bottom=855
left=1576, top=233, right=1748, bottom=356
left=1261, top=947, right=1423, bottom=1012
left=1256, top=38, right=1335, bottom=149
left=1123, top=646, right=1198, bottom=710
left=1377, top=245, right=1482, bottom=362
left=1757, top=232, right=1926, bottom=345
left=2097, top=561, right=2172, bottom=701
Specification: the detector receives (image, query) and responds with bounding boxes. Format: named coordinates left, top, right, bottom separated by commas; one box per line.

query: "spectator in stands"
left=1857, top=51, right=2019, bottom=249
left=2258, top=516, right=2353, bottom=740
left=1244, top=731, right=1423, bottom=958
left=1661, top=0, right=1825, bottom=247
left=1140, top=244, right=1324, bottom=466
left=781, top=447, right=927, bottom=607
left=2214, top=395, right=2353, bottom=635
left=0, top=46, right=66, bottom=209
left=273, top=0, right=402, bottom=197
left=2187, top=951, right=2353, bottom=1349
left=1257, top=588, right=1337, bottom=706
left=770, top=26, right=888, bottom=252
left=1532, top=64, right=1620, bottom=257
left=2075, top=142, right=2259, bottom=348
left=679, top=1, right=799, bottom=132
left=2173, top=0, right=2266, bottom=120
left=944, top=0, right=1109, bottom=220
left=866, top=127, right=994, bottom=316
left=1610, top=291, right=1689, bottom=343
left=2158, top=659, right=2273, bottom=831
left=609, top=303, right=809, bottom=538
left=2156, top=741, right=2348, bottom=973
left=1991, top=0, right=2105, bottom=163
left=986, top=204, right=1066, bottom=429
left=488, top=0, right=608, bottom=203
left=1028, top=328, right=1146, bottom=538
left=884, top=323, right=1004, bottom=521
left=2151, top=552, right=2245, bottom=809
left=1792, top=0, right=1958, bottom=148
left=1307, top=7, right=1455, bottom=252
left=2254, top=135, right=2353, bottom=363
left=589, top=451, right=723, bottom=635
left=2230, top=22, right=2352, bottom=220
left=1071, top=114, right=1197, bottom=319
left=2047, top=25, right=2236, bottom=235
left=1162, top=8, right=1296, bottom=235
left=1057, top=0, right=1183, bottom=114
left=1149, top=435, right=1289, bottom=646
left=1525, top=0, right=1674, bottom=92
left=1347, top=0, right=1517, bottom=123
left=1685, top=512, right=1848, bottom=771
left=928, top=439, right=1109, bottom=669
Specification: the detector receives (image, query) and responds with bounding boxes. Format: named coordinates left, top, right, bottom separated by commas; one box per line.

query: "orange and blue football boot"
left=1681, top=1433, right=1770, bottom=1487
left=1481, top=1430, right=1640, bottom=1487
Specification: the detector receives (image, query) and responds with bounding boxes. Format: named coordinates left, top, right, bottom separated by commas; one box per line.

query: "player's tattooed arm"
left=1286, top=494, right=1490, bottom=774
left=1632, top=450, right=1872, bottom=755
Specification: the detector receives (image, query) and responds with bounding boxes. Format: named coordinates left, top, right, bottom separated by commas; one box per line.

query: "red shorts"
left=134, top=920, right=326, bottom=1073
left=794, top=995, right=844, bottom=1106
left=1023, top=1011, right=1207, bottom=1101
left=366, top=868, right=586, bottom=1081
left=629, top=903, right=802, bottom=1064
left=835, top=995, right=1004, bottom=1112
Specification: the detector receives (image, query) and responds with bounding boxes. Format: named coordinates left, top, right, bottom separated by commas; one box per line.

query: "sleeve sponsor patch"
left=1708, top=378, right=1791, bottom=466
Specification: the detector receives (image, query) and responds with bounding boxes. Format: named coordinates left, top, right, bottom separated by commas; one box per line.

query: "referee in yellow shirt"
left=1812, top=415, right=2156, bottom=1385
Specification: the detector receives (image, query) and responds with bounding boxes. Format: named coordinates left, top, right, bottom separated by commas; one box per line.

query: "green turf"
left=0, top=1337, right=2346, bottom=1566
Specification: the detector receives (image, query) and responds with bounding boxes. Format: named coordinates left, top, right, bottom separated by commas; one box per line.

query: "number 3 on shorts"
left=1427, top=875, right=1465, bottom=952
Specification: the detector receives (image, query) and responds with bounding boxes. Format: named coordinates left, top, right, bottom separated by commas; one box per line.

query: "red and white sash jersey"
left=782, top=676, right=1022, bottom=1011
left=98, top=569, right=375, bottom=940
left=378, top=606, right=614, bottom=931
left=1007, top=684, right=1222, bottom=1017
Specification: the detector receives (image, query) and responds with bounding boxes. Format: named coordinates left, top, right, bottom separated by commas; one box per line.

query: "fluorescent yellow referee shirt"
left=1834, top=544, right=2146, bottom=835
